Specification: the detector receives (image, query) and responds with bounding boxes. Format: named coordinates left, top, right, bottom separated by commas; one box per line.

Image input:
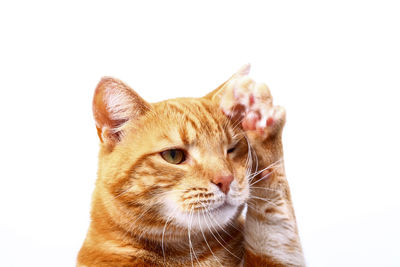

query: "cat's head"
left=92, top=67, right=252, bottom=241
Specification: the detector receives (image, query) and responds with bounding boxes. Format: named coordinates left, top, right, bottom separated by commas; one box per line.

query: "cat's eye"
left=161, top=149, right=185, bottom=164
left=227, top=146, right=236, bottom=154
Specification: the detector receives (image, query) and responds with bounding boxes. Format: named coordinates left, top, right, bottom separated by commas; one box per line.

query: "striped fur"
left=78, top=67, right=304, bottom=266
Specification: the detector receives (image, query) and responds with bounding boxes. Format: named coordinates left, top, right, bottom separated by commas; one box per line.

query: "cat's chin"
left=162, top=201, right=241, bottom=231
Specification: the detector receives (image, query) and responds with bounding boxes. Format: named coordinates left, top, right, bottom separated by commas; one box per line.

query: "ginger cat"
left=77, top=65, right=305, bottom=267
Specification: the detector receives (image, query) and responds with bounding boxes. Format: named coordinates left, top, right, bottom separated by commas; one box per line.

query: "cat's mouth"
left=163, top=196, right=241, bottom=230
left=212, top=202, right=237, bottom=216
left=187, top=194, right=242, bottom=214
left=207, top=199, right=235, bottom=212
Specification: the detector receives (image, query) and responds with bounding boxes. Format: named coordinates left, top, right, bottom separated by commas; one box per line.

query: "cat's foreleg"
left=221, top=77, right=305, bottom=267
left=244, top=131, right=305, bottom=267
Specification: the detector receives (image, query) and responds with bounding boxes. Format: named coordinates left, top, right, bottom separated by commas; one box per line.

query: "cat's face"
left=93, top=78, right=250, bottom=239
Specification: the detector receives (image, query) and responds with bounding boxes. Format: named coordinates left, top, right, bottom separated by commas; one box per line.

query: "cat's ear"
left=205, top=64, right=251, bottom=102
left=93, top=77, right=150, bottom=145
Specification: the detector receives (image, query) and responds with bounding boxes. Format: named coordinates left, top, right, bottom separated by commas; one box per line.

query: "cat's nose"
left=211, top=175, right=234, bottom=194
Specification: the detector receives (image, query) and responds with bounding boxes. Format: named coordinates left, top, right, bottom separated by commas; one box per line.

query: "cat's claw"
left=220, top=76, right=285, bottom=138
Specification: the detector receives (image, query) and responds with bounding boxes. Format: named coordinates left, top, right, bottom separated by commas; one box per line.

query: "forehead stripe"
left=200, top=101, right=225, bottom=133
left=168, top=102, right=202, bottom=131
left=167, top=102, right=200, bottom=143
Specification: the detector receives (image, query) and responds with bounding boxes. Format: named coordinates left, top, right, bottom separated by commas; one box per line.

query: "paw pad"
left=220, top=75, right=285, bottom=135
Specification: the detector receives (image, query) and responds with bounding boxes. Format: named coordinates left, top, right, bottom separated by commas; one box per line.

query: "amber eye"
left=161, top=149, right=185, bottom=164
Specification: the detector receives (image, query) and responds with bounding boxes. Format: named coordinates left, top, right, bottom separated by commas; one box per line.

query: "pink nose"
left=211, top=175, right=234, bottom=194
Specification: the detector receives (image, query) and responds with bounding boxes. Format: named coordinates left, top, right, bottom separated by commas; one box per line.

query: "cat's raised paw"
left=220, top=76, right=286, bottom=138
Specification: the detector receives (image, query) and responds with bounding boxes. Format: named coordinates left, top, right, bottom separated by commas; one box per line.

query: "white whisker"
left=250, top=186, right=280, bottom=193
left=196, top=195, right=223, bottom=266
left=248, top=196, right=278, bottom=207
left=162, top=206, right=178, bottom=266
left=249, top=170, right=274, bottom=187
left=248, top=158, right=283, bottom=182
left=201, top=204, right=241, bottom=260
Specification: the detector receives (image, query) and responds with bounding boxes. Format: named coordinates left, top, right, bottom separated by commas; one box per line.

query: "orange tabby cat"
left=77, top=65, right=304, bottom=267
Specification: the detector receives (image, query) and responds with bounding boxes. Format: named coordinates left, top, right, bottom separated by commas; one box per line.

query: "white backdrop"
left=1, top=1, right=399, bottom=266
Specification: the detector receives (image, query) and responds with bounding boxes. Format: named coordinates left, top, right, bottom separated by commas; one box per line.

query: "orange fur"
left=77, top=66, right=304, bottom=266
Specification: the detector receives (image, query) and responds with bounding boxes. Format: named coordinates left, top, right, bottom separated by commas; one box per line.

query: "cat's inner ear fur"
left=92, top=77, right=150, bottom=145
left=205, top=64, right=251, bottom=103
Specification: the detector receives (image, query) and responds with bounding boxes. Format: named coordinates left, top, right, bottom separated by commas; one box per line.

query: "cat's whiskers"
left=230, top=115, right=245, bottom=134
left=195, top=194, right=224, bottom=266
left=250, top=186, right=280, bottom=194
left=197, top=208, right=223, bottom=266
left=248, top=158, right=283, bottom=185
left=221, top=103, right=244, bottom=136
left=111, top=187, right=134, bottom=201
left=221, top=112, right=231, bottom=134
left=243, top=134, right=255, bottom=180
left=137, top=214, right=161, bottom=241
left=249, top=165, right=281, bottom=187
left=203, top=208, right=231, bottom=247
left=120, top=190, right=182, bottom=241
left=187, top=208, right=194, bottom=267
left=222, top=101, right=244, bottom=133
left=249, top=172, right=274, bottom=188
left=201, top=204, right=241, bottom=260
left=197, top=203, right=231, bottom=239
left=126, top=204, right=157, bottom=241
left=243, top=134, right=258, bottom=204
left=250, top=141, right=259, bottom=177
left=187, top=207, right=201, bottom=267
left=248, top=196, right=278, bottom=207
left=243, top=135, right=252, bottom=178
left=162, top=205, right=179, bottom=266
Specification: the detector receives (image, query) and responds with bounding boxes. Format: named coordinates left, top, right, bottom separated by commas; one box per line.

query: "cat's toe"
left=242, top=110, right=260, bottom=130
left=220, top=75, right=285, bottom=137
left=253, top=105, right=286, bottom=136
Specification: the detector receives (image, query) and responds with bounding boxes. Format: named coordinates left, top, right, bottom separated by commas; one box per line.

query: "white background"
left=1, top=1, right=399, bottom=266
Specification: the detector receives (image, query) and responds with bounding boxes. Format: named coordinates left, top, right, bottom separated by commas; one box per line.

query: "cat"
left=77, top=64, right=305, bottom=267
